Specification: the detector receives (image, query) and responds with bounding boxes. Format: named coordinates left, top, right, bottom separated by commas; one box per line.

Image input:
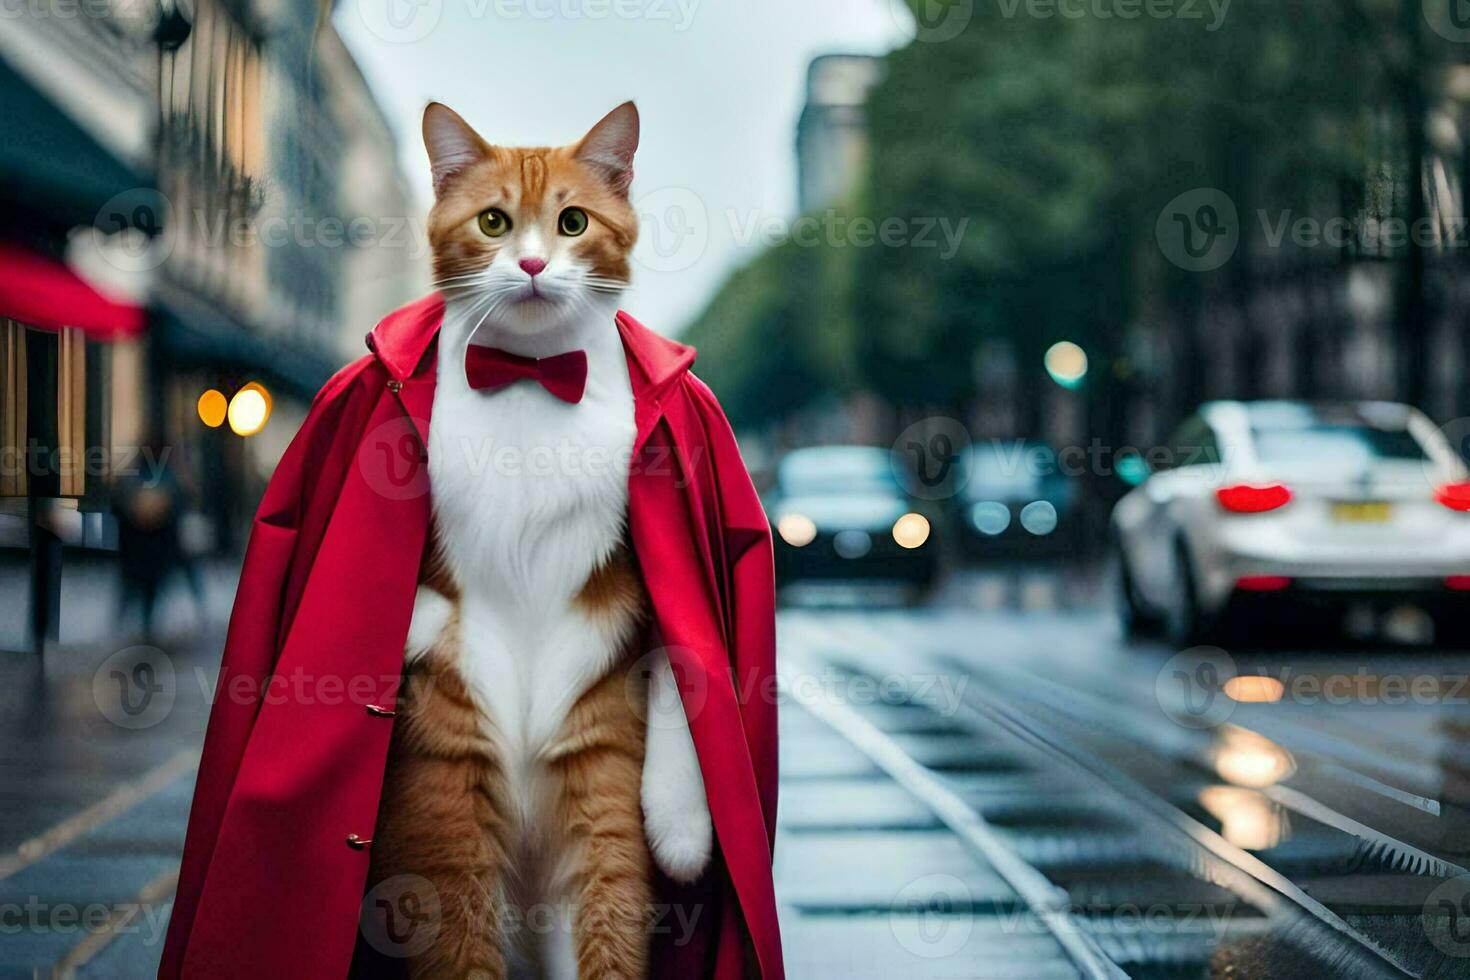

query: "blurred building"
left=0, top=0, right=426, bottom=648
left=796, top=54, right=884, bottom=212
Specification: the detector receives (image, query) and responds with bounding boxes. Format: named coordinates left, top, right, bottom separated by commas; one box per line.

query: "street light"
left=1044, top=341, right=1088, bottom=389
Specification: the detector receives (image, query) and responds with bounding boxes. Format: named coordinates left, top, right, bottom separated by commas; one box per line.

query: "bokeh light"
left=197, top=389, right=227, bottom=428
left=892, top=512, right=931, bottom=549
left=777, top=513, right=818, bottom=548
left=1044, top=341, right=1089, bottom=389
left=227, top=383, right=272, bottom=437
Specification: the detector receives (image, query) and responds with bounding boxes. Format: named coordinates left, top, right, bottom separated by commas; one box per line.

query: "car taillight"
left=1236, top=575, right=1292, bottom=592
left=1216, top=483, right=1293, bottom=513
left=1435, top=482, right=1470, bottom=512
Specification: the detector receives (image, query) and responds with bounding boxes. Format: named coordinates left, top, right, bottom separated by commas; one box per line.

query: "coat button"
left=365, top=703, right=396, bottom=718
left=346, top=833, right=372, bottom=850
left=387, top=380, right=403, bottom=393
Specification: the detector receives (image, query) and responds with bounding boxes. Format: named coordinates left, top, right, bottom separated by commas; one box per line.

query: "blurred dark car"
left=952, top=440, right=1079, bottom=558
left=766, top=446, right=939, bottom=590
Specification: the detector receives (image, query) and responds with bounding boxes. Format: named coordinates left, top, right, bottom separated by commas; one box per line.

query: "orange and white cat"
left=368, top=102, right=711, bottom=979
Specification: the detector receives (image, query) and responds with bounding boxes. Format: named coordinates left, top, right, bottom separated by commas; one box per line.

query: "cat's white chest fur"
left=426, top=300, right=636, bottom=770
left=408, top=298, right=713, bottom=889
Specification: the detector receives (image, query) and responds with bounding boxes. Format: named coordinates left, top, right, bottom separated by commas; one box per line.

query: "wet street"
left=4, top=560, right=1470, bottom=976
left=776, top=570, right=1470, bottom=978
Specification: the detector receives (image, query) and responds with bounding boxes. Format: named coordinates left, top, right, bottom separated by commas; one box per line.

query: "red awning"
left=0, top=241, right=144, bottom=339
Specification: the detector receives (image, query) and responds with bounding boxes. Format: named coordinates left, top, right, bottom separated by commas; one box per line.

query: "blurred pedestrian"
left=111, top=446, right=204, bottom=640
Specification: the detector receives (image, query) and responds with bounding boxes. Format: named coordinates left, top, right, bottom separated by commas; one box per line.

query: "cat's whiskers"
left=433, top=270, right=495, bottom=289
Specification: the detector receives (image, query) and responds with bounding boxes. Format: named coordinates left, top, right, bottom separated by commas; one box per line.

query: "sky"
left=334, top=0, right=909, bottom=335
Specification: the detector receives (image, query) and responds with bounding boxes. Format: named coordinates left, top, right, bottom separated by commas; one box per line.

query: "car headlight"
left=776, top=513, right=817, bottom=547
left=892, top=512, right=931, bottom=549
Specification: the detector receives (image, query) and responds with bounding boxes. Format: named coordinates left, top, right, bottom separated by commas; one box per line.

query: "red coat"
left=160, top=295, right=783, bottom=979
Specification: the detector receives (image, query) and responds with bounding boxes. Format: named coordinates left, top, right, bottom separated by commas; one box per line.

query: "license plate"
left=1332, top=501, right=1392, bottom=523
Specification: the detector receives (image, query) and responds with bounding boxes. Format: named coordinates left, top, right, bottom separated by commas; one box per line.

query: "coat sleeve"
left=159, top=359, right=371, bottom=978
left=687, top=376, right=780, bottom=849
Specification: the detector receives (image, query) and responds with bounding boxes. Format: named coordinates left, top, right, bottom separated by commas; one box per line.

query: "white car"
left=1111, top=401, right=1470, bottom=644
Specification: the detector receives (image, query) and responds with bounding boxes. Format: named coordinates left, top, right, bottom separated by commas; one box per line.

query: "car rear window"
left=1251, top=424, right=1427, bottom=464
left=965, top=443, right=1066, bottom=499
left=779, top=449, right=899, bottom=494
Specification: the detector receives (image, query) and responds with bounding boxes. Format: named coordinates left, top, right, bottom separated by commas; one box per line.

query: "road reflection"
left=1210, top=727, right=1296, bottom=789
left=1197, top=786, right=1292, bottom=851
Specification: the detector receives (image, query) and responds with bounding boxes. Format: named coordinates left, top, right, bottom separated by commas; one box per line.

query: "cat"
left=366, top=101, right=713, bottom=979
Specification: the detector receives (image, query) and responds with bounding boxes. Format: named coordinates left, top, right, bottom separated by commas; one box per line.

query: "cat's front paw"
left=642, top=774, right=713, bottom=884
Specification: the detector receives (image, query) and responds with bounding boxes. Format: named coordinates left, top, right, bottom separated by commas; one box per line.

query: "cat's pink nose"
left=519, top=257, right=547, bottom=277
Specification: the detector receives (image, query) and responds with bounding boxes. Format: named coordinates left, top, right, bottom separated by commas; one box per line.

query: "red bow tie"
left=464, top=345, right=588, bottom=404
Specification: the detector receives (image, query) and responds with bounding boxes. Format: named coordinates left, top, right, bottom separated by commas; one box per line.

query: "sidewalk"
left=0, top=552, right=234, bottom=978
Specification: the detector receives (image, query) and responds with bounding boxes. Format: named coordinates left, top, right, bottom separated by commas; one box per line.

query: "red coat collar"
left=365, top=293, right=696, bottom=403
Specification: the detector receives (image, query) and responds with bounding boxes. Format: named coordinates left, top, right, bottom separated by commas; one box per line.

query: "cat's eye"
left=477, top=208, right=512, bottom=238
left=558, top=207, right=589, bottom=237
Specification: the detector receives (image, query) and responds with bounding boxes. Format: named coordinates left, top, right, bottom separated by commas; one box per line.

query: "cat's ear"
left=574, top=101, right=639, bottom=195
left=423, top=102, right=489, bottom=197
